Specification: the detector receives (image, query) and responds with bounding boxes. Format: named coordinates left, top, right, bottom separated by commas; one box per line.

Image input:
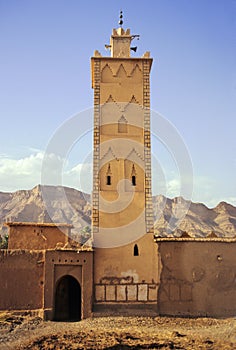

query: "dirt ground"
left=0, top=312, right=236, bottom=349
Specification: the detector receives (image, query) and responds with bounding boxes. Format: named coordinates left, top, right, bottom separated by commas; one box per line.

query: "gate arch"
left=54, top=275, right=81, bottom=321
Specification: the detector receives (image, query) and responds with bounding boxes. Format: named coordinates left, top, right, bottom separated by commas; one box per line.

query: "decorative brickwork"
left=143, top=60, right=154, bottom=233
left=91, top=56, right=154, bottom=235
left=92, top=59, right=101, bottom=232
left=94, top=283, right=158, bottom=303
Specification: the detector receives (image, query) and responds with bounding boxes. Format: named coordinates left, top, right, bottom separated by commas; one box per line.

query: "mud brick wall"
left=8, top=224, right=70, bottom=250
left=158, top=241, right=236, bottom=317
left=0, top=250, right=44, bottom=310
left=95, top=276, right=158, bottom=303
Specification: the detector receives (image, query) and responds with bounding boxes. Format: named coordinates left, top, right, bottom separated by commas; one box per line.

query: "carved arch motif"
left=130, top=64, right=142, bottom=81
left=126, top=148, right=144, bottom=162
left=100, top=147, right=118, bottom=164
left=101, top=64, right=114, bottom=83
left=123, top=96, right=140, bottom=114
left=129, top=95, right=139, bottom=104
left=116, top=64, right=128, bottom=78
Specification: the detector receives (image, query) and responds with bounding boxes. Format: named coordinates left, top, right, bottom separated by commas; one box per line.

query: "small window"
left=118, top=115, right=128, bottom=133
left=107, top=175, right=111, bottom=185
left=134, top=244, right=139, bottom=256
left=132, top=175, right=136, bottom=186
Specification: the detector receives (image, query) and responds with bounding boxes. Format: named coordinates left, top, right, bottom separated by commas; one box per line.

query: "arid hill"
left=0, top=185, right=236, bottom=239
left=152, top=194, right=236, bottom=237
left=0, top=185, right=91, bottom=241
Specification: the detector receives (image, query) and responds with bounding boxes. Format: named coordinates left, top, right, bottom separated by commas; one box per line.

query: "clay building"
left=156, top=235, right=236, bottom=317
left=1, top=18, right=236, bottom=320
left=2, top=222, right=93, bottom=320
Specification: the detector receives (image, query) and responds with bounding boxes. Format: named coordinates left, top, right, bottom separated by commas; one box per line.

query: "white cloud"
left=191, top=175, right=236, bottom=208
left=0, top=151, right=92, bottom=193
left=62, top=162, right=92, bottom=193
left=166, top=178, right=180, bottom=198
left=0, top=153, right=235, bottom=209
left=0, top=152, right=44, bottom=191
left=152, top=173, right=236, bottom=208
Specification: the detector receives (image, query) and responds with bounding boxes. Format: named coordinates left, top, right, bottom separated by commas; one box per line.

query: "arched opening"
left=132, top=175, right=136, bottom=186
left=107, top=175, right=111, bottom=185
left=106, top=163, right=112, bottom=186
left=134, top=244, right=139, bottom=256
left=54, top=275, right=81, bottom=321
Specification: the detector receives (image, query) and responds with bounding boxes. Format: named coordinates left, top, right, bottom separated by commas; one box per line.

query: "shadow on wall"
left=54, top=275, right=81, bottom=321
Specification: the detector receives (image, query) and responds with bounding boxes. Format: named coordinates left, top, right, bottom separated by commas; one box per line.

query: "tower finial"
left=119, top=10, right=123, bottom=27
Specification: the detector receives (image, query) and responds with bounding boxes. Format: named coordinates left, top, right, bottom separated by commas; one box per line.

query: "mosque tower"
left=91, top=12, right=159, bottom=312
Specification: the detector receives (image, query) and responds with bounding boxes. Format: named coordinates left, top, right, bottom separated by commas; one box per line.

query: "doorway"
left=54, top=275, right=81, bottom=321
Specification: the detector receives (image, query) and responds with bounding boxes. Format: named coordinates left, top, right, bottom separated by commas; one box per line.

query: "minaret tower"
left=91, top=13, right=158, bottom=312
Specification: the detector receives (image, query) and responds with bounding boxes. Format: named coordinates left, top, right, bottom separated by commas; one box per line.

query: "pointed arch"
left=116, top=64, right=128, bottom=79
left=124, top=154, right=144, bottom=192
left=105, top=94, right=116, bottom=104
left=101, top=147, right=118, bottom=163
left=101, top=64, right=114, bottom=83
left=106, top=163, right=112, bottom=185
left=130, top=64, right=142, bottom=81
left=126, top=147, right=144, bottom=162
left=123, top=95, right=140, bottom=114
left=129, top=95, right=139, bottom=104
left=131, top=164, right=137, bottom=186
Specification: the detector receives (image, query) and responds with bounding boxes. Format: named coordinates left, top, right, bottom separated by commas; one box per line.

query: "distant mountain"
left=152, top=195, right=236, bottom=237
left=0, top=185, right=91, bottom=240
left=0, top=185, right=235, bottom=239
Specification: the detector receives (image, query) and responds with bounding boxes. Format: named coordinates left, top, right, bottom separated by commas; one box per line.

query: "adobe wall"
left=93, top=234, right=159, bottom=313
left=7, top=223, right=71, bottom=250
left=0, top=250, right=44, bottom=310
left=157, top=240, right=236, bottom=317
left=44, top=249, right=93, bottom=320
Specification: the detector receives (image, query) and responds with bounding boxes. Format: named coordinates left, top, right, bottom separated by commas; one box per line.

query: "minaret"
left=91, top=13, right=158, bottom=312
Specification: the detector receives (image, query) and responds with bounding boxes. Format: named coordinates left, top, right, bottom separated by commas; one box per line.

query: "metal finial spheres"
left=119, top=10, right=123, bottom=26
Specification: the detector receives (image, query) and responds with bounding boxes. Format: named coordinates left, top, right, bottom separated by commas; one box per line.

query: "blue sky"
left=0, top=0, right=235, bottom=207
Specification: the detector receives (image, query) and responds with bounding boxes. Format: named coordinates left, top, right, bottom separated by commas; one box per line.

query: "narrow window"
left=131, top=164, right=136, bottom=186
left=134, top=244, right=139, bottom=256
left=106, top=163, right=112, bottom=185
left=107, top=175, right=111, bottom=185
left=132, top=175, right=136, bottom=186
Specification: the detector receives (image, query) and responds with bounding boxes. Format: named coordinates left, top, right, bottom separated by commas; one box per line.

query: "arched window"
left=134, top=244, right=139, bottom=256
left=132, top=175, right=136, bottom=186
left=106, top=163, right=112, bottom=185
left=107, top=175, right=111, bottom=185
left=131, top=164, right=136, bottom=186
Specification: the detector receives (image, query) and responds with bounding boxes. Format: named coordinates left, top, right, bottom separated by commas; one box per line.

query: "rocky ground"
left=0, top=312, right=236, bottom=349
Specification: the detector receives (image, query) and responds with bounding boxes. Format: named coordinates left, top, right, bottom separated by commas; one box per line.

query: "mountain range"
left=0, top=185, right=236, bottom=239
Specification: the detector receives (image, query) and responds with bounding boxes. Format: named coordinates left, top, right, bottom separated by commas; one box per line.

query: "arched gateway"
left=54, top=275, right=81, bottom=321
